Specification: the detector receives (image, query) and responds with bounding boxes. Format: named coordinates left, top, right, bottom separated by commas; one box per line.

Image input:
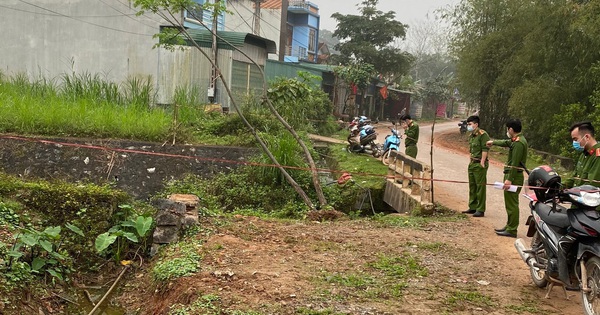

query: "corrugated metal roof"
left=183, top=29, right=277, bottom=53
left=266, top=60, right=335, bottom=75
left=262, top=0, right=282, bottom=9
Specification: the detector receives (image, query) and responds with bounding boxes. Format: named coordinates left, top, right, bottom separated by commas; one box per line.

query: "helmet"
left=527, top=165, right=561, bottom=202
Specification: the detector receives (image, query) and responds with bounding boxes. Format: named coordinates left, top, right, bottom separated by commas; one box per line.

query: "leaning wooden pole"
left=430, top=102, right=437, bottom=205
left=87, top=265, right=129, bottom=315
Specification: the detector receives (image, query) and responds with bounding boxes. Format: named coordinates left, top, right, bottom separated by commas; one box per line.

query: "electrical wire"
left=0, top=3, right=137, bottom=17
left=98, top=0, right=157, bottom=29
left=229, top=0, right=318, bottom=55
left=17, top=0, right=154, bottom=37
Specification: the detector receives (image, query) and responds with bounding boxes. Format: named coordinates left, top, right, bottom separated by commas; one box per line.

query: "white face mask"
left=506, top=131, right=511, bottom=138
left=467, top=125, right=474, bottom=132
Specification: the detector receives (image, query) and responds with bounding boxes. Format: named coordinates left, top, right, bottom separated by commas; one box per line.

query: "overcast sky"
left=316, top=0, right=460, bottom=31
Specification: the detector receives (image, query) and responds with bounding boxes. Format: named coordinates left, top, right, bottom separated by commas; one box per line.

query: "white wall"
left=227, top=0, right=281, bottom=59
left=0, top=0, right=167, bottom=83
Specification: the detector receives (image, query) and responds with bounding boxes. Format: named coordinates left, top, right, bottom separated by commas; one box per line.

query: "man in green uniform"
left=564, top=121, right=600, bottom=189
left=462, top=116, right=490, bottom=218
left=486, top=119, right=528, bottom=238
left=558, top=121, right=600, bottom=289
left=400, top=114, right=419, bottom=158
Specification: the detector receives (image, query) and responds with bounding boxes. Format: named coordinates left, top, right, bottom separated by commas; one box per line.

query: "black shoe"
left=473, top=211, right=484, bottom=217
left=495, top=230, right=517, bottom=238
left=462, top=209, right=476, bottom=214
left=494, top=227, right=506, bottom=232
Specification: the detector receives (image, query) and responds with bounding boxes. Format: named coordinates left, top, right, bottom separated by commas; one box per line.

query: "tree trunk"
left=154, top=9, right=318, bottom=210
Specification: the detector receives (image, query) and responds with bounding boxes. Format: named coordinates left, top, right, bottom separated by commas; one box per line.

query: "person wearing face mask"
left=486, top=119, right=528, bottom=238
left=462, top=115, right=490, bottom=217
left=564, top=121, right=600, bottom=189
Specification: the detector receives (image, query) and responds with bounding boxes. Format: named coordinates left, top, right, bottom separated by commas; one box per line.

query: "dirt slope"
left=116, top=125, right=580, bottom=315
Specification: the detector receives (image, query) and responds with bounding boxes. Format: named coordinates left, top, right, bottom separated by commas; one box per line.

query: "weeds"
left=445, top=290, right=496, bottom=310
left=152, top=241, right=202, bottom=283
left=169, top=294, right=262, bottom=315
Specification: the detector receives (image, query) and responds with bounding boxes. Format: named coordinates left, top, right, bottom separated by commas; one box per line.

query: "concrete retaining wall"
left=0, top=136, right=256, bottom=200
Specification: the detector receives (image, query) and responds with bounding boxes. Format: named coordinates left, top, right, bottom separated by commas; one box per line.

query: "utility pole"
left=253, top=0, right=262, bottom=36
left=279, top=0, right=289, bottom=61
left=209, top=0, right=220, bottom=104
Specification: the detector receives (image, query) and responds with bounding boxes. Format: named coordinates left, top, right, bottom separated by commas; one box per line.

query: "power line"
left=0, top=3, right=137, bottom=17
left=229, top=1, right=255, bottom=32
left=229, top=1, right=319, bottom=56
left=99, top=0, right=157, bottom=29
left=17, top=0, right=154, bottom=37
left=112, top=0, right=166, bottom=26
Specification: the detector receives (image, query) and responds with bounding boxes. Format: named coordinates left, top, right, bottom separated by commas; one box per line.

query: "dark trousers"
left=468, top=162, right=488, bottom=212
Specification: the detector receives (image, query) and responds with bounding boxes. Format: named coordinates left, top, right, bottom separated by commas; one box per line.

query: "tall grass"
left=0, top=72, right=171, bottom=141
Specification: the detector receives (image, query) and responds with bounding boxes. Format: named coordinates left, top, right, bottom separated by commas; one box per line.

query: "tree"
left=334, top=62, right=376, bottom=116
left=133, top=0, right=328, bottom=210
left=444, top=0, right=600, bottom=151
left=443, top=0, right=524, bottom=136
left=332, top=0, right=413, bottom=84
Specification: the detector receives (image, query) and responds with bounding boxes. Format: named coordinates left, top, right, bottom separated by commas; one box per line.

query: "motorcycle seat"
left=536, top=202, right=570, bottom=229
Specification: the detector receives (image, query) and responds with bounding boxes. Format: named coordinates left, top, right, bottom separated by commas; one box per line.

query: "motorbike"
left=348, top=116, right=378, bottom=132
left=515, top=165, right=600, bottom=315
left=458, top=120, right=468, bottom=134
left=347, top=124, right=382, bottom=158
left=381, top=123, right=401, bottom=165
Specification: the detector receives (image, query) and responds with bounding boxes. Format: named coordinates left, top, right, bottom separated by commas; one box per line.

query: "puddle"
left=64, top=288, right=125, bottom=315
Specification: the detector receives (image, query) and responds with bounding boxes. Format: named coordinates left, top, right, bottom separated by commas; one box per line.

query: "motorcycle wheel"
left=582, top=256, right=600, bottom=315
left=530, top=231, right=548, bottom=288
left=382, top=149, right=397, bottom=166
left=371, top=144, right=382, bottom=158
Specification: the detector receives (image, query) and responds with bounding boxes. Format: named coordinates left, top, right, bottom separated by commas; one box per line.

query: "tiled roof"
left=261, top=0, right=282, bottom=9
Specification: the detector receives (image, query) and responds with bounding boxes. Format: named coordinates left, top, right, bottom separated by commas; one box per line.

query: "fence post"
left=411, top=169, right=421, bottom=195
left=402, top=161, right=411, bottom=187
left=421, top=166, right=432, bottom=204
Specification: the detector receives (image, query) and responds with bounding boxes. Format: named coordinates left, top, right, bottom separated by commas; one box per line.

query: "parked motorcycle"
left=458, top=120, right=468, bottom=134
left=381, top=123, right=401, bottom=166
left=515, top=165, right=600, bottom=315
left=347, top=124, right=382, bottom=157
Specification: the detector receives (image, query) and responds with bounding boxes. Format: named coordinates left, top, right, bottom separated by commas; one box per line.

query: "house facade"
left=227, top=0, right=320, bottom=63
left=0, top=0, right=274, bottom=108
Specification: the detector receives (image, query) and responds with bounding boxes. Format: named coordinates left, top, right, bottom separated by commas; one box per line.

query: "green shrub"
left=0, top=175, right=131, bottom=263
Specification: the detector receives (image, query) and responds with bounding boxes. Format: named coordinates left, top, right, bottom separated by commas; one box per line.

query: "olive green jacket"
left=404, top=121, right=419, bottom=147
left=492, top=134, right=528, bottom=182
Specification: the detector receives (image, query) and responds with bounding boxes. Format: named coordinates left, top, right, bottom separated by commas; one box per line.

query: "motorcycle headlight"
left=571, top=190, right=600, bottom=207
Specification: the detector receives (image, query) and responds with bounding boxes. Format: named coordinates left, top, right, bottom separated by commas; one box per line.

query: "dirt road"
left=383, top=121, right=531, bottom=236
left=376, top=120, right=581, bottom=313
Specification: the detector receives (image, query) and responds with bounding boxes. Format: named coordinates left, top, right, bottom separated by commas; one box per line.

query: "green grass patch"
left=152, top=241, right=202, bottom=283
left=407, top=241, right=447, bottom=252
left=168, top=294, right=263, bottom=315
left=445, top=290, right=496, bottom=310
left=371, top=208, right=465, bottom=229
left=505, top=303, right=544, bottom=314
left=316, top=252, right=428, bottom=300
left=329, top=144, right=388, bottom=188
left=296, top=307, right=349, bottom=315
left=0, top=74, right=172, bottom=141
left=369, top=253, right=428, bottom=278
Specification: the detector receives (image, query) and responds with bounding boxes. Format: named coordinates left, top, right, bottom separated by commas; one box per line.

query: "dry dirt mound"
left=118, top=214, right=579, bottom=315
